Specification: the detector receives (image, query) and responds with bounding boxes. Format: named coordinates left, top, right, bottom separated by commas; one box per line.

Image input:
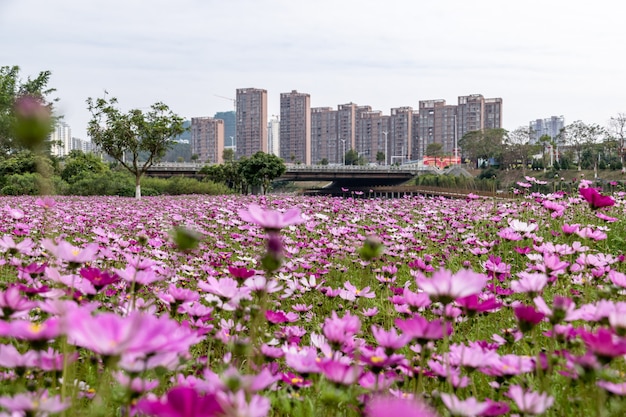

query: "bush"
left=0, top=172, right=53, bottom=195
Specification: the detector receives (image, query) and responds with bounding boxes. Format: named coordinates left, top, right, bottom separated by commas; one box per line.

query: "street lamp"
left=340, top=139, right=346, bottom=166
left=382, top=131, right=388, bottom=166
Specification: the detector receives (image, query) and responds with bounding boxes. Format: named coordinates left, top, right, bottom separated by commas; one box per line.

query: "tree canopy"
left=86, top=96, right=186, bottom=199
left=0, top=66, right=57, bottom=156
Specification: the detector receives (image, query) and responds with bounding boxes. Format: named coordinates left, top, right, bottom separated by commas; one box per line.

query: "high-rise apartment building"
left=310, top=107, right=339, bottom=164
left=457, top=94, right=485, bottom=140
left=191, top=117, right=224, bottom=164
left=279, top=91, right=311, bottom=165
left=268, top=116, right=280, bottom=157
left=484, top=98, right=503, bottom=130
left=389, top=107, right=413, bottom=164
left=417, top=100, right=458, bottom=159
left=49, top=121, right=72, bottom=157
left=530, top=116, right=565, bottom=143
left=235, top=88, right=267, bottom=159
left=337, top=103, right=358, bottom=153
left=214, top=111, right=236, bottom=149
left=355, top=110, right=388, bottom=164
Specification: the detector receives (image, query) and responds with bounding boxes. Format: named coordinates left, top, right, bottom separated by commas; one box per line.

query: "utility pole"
left=382, top=131, right=388, bottom=166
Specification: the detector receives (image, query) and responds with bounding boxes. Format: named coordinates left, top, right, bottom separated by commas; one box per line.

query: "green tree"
left=86, top=96, right=186, bottom=199
left=502, top=126, right=538, bottom=173
left=425, top=143, right=444, bottom=157
left=0, top=66, right=58, bottom=157
left=375, top=151, right=385, bottom=164
left=459, top=128, right=507, bottom=167
left=344, top=148, right=359, bottom=165
left=61, top=150, right=109, bottom=183
left=319, top=158, right=329, bottom=166
left=560, top=120, right=607, bottom=170
left=222, top=148, right=235, bottom=163
left=239, top=151, right=286, bottom=194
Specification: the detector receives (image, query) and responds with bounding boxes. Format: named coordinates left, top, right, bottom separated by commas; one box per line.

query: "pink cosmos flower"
left=439, top=393, right=490, bottom=416
left=506, top=385, right=554, bottom=415
left=0, top=391, right=69, bottom=414
left=579, top=187, right=615, bottom=209
left=323, top=310, right=361, bottom=346
left=66, top=309, right=200, bottom=357
left=339, top=281, right=375, bottom=301
left=597, top=380, right=626, bottom=395
left=0, top=235, right=34, bottom=255
left=0, top=286, right=37, bottom=317
left=41, top=238, right=99, bottom=264
left=415, top=268, right=488, bottom=304
left=510, top=272, right=548, bottom=295
left=238, top=204, right=304, bottom=232
left=395, top=315, right=451, bottom=343
left=318, top=358, right=361, bottom=385
left=365, top=395, right=438, bottom=417
left=371, top=325, right=410, bottom=351
left=136, top=386, right=223, bottom=417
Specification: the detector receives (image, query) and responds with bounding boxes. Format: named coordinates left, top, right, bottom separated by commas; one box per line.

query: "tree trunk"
left=135, top=174, right=142, bottom=199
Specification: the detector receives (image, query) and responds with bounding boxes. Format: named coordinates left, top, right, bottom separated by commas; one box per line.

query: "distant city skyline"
left=2, top=0, right=624, bottom=144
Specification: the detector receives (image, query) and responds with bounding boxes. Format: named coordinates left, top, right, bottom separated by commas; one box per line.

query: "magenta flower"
left=136, top=386, right=222, bottom=417
left=80, top=267, right=120, bottom=291
left=506, top=385, right=554, bottom=415
left=365, top=395, right=438, bottom=417
left=513, top=305, right=546, bottom=333
left=597, top=380, right=626, bottom=395
left=580, top=327, right=626, bottom=362
left=238, top=204, right=304, bottom=232
left=579, top=186, right=615, bottom=209
left=415, top=268, right=488, bottom=304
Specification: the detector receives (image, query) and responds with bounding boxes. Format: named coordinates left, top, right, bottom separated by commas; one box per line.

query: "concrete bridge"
left=147, top=162, right=442, bottom=186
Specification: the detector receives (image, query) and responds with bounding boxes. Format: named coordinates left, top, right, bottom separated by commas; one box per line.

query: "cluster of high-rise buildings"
left=49, top=122, right=96, bottom=157
left=191, top=90, right=503, bottom=165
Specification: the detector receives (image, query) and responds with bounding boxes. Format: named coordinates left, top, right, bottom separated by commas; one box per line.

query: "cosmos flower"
left=415, top=269, right=488, bottom=304
left=238, top=204, right=304, bottom=232
left=579, top=187, right=615, bottom=210
left=365, top=395, right=438, bottom=417
left=439, top=393, right=490, bottom=416
left=506, top=385, right=554, bottom=415
left=135, top=386, right=222, bottom=417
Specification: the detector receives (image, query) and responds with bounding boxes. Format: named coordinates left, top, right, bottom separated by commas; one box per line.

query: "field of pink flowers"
left=0, top=182, right=625, bottom=417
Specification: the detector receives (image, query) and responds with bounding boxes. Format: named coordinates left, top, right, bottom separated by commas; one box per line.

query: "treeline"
left=0, top=150, right=229, bottom=196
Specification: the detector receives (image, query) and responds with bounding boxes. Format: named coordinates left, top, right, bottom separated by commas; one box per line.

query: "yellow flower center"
left=370, top=356, right=384, bottom=364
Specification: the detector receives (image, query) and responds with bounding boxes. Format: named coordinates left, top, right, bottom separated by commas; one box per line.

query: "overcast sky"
left=2, top=0, right=625, bottom=140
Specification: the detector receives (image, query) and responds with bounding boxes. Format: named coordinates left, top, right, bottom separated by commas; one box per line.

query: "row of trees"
left=0, top=149, right=228, bottom=196
left=459, top=119, right=626, bottom=172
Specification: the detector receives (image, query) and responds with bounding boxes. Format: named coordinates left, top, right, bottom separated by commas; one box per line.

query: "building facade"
left=214, top=111, right=236, bottom=149
left=279, top=91, right=311, bottom=165
left=191, top=117, right=224, bottom=164
left=49, top=122, right=72, bottom=157
left=389, top=107, right=413, bottom=164
left=310, top=107, right=338, bottom=164
left=268, top=116, right=280, bottom=157
left=235, top=88, right=267, bottom=159
left=530, top=116, right=565, bottom=143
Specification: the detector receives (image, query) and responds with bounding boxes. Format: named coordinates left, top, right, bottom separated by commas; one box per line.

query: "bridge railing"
left=149, top=162, right=442, bottom=174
